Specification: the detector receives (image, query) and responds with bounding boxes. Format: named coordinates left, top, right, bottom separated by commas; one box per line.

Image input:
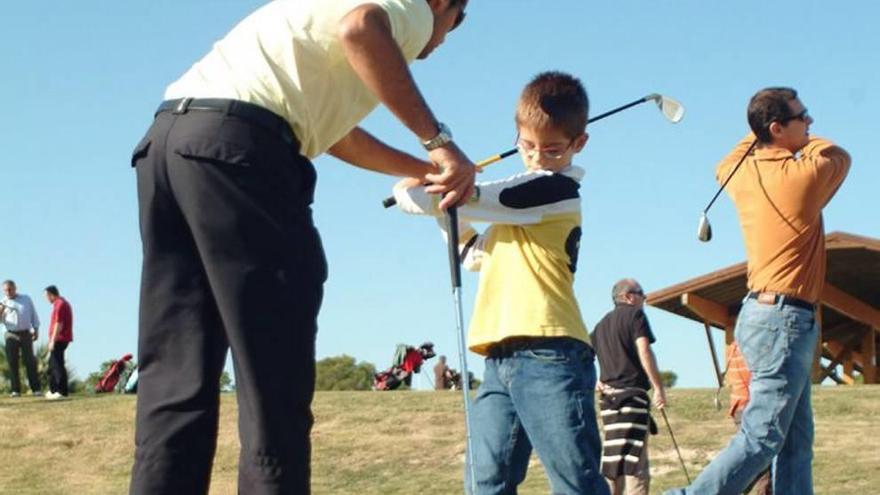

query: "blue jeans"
left=466, top=338, right=609, bottom=495
left=665, top=297, right=817, bottom=495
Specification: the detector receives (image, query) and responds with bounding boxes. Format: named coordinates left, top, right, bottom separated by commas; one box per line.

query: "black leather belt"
left=747, top=292, right=815, bottom=312
left=487, top=336, right=579, bottom=359
left=155, top=98, right=299, bottom=149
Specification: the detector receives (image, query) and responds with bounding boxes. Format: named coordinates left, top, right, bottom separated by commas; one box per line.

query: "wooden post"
left=812, top=306, right=824, bottom=383
left=863, top=328, right=878, bottom=384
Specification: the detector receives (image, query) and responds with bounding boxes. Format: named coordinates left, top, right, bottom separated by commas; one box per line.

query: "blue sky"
left=2, top=1, right=877, bottom=389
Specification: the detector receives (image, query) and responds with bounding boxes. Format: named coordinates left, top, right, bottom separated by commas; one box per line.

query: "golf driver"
left=703, top=320, right=724, bottom=411
left=445, top=207, right=478, bottom=494
left=697, top=140, right=758, bottom=242
left=382, top=93, right=685, bottom=208
left=661, top=408, right=691, bottom=484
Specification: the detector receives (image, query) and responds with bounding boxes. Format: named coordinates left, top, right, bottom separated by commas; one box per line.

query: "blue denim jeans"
left=466, top=338, right=609, bottom=495
left=665, top=297, right=817, bottom=495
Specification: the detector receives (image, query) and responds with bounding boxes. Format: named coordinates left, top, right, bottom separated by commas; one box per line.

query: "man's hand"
left=653, top=388, right=667, bottom=410
left=395, top=177, right=425, bottom=191
left=48, top=340, right=55, bottom=353
left=31, top=329, right=38, bottom=341
left=424, top=142, right=476, bottom=209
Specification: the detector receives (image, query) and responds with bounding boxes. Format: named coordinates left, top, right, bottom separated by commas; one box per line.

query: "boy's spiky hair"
left=516, top=71, right=589, bottom=138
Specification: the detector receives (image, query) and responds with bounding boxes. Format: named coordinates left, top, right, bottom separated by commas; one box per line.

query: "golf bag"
left=373, top=342, right=436, bottom=390
left=94, top=353, right=133, bottom=393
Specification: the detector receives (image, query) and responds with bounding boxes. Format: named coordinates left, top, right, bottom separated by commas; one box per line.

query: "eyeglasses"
left=628, top=289, right=645, bottom=297
left=515, top=135, right=574, bottom=160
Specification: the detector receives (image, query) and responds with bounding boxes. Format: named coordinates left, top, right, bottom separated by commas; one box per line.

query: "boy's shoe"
left=45, top=392, right=64, bottom=401
left=9, top=392, right=20, bottom=398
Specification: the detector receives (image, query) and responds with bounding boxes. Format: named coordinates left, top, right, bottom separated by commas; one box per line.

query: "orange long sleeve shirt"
left=716, top=134, right=851, bottom=303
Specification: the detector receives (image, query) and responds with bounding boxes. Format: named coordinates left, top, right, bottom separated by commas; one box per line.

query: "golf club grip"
left=446, top=207, right=462, bottom=289
left=381, top=149, right=517, bottom=208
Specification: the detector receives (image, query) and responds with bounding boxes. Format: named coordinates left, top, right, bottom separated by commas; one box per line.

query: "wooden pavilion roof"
left=647, top=231, right=880, bottom=333
left=646, top=232, right=880, bottom=384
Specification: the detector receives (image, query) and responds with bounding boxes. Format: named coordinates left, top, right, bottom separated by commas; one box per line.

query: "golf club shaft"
left=382, top=96, right=657, bottom=208
left=661, top=408, right=691, bottom=483
left=446, top=208, right=477, bottom=494
left=702, top=140, right=758, bottom=213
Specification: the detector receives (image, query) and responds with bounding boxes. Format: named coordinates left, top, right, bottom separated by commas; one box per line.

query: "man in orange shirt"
left=666, top=87, right=850, bottom=495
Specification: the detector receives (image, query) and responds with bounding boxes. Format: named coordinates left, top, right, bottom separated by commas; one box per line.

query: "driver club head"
left=647, top=94, right=686, bottom=123
left=697, top=213, right=713, bottom=242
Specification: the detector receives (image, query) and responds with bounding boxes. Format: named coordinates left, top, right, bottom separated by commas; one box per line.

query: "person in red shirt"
left=44, top=285, right=73, bottom=399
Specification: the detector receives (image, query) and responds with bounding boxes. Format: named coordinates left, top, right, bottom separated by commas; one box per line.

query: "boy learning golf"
left=393, top=71, right=609, bottom=495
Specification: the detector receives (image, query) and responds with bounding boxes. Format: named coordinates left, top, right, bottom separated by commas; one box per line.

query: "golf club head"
left=697, top=213, right=713, bottom=242
left=645, top=94, right=685, bottom=123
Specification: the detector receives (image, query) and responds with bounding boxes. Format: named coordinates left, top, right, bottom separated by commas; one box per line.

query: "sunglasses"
left=628, top=290, right=645, bottom=297
left=782, top=108, right=809, bottom=124
left=451, top=4, right=467, bottom=31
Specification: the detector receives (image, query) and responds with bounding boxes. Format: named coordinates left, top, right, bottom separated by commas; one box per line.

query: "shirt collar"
left=754, top=146, right=795, bottom=161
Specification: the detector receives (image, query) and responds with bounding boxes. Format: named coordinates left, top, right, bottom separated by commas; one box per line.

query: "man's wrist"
left=422, top=122, right=453, bottom=151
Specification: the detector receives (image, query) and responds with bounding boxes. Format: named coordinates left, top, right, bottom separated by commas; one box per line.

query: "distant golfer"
left=666, top=87, right=851, bottom=494
left=128, top=1, right=474, bottom=494
left=592, top=278, right=666, bottom=495
left=394, top=71, right=609, bottom=495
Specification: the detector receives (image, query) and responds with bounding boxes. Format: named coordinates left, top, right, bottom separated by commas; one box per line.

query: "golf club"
left=445, top=207, right=478, bottom=494
left=703, top=320, right=724, bottom=411
left=661, top=408, right=691, bottom=484
left=697, top=140, right=758, bottom=242
left=382, top=93, right=685, bottom=208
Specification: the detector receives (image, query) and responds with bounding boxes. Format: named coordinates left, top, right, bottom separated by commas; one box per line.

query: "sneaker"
left=31, top=391, right=43, bottom=397
left=9, top=392, right=20, bottom=398
left=45, top=392, right=64, bottom=401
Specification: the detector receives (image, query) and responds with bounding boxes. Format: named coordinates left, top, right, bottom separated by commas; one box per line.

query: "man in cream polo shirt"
left=129, top=1, right=473, bottom=494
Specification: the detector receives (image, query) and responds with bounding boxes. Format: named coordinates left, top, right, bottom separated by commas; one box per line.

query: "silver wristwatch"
left=422, top=122, right=453, bottom=151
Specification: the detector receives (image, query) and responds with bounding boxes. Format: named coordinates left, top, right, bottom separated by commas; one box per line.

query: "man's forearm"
left=328, top=127, right=435, bottom=177
left=637, top=346, right=664, bottom=393
left=338, top=5, right=440, bottom=142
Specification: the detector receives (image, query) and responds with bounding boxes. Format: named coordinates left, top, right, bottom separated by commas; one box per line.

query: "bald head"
left=611, top=278, right=645, bottom=307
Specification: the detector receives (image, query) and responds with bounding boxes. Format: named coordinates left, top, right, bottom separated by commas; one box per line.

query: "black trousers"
left=4, top=331, right=41, bottom=394
left=129, top=103, right=327, bottom=495
left=48, top=341, right=69, bottom=395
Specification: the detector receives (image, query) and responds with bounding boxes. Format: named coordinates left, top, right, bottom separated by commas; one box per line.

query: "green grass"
left=1, top=386, right=878, bottom=494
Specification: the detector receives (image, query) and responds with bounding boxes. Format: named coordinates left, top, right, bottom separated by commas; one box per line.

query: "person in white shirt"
left=1, top=280, right=42, bottom=397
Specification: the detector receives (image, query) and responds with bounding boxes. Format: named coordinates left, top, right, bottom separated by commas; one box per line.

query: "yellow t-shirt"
left=394, top=166, right=590, bottom=355
left=716, top=134, right=851, bottom=303
left=165, top=0, right=433, bottom=158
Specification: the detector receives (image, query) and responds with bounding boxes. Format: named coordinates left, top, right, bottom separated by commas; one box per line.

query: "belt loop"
left=173, top=97, right=193, bottom=114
